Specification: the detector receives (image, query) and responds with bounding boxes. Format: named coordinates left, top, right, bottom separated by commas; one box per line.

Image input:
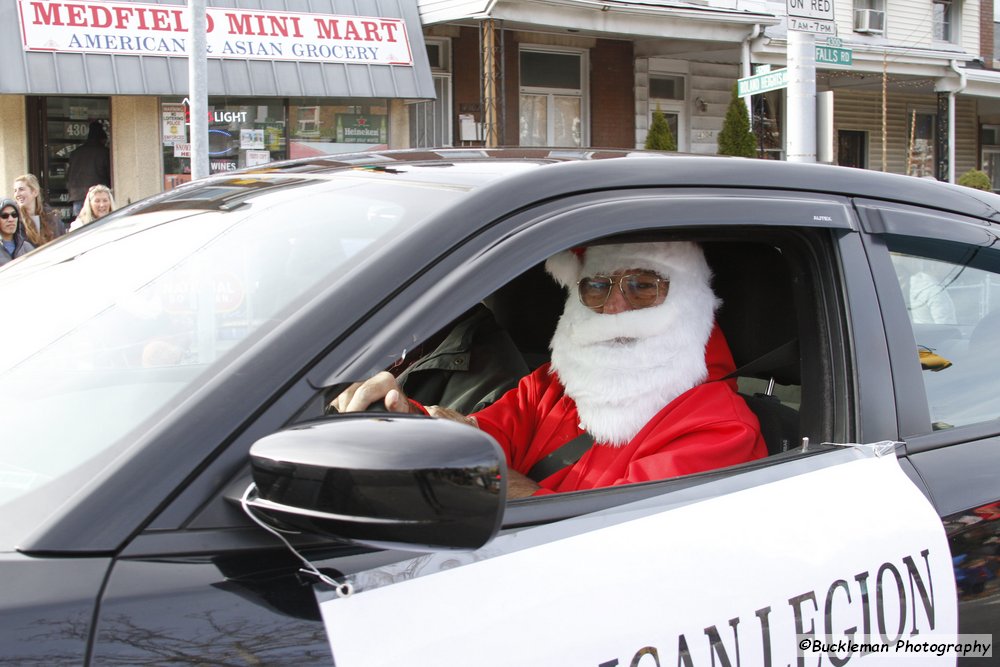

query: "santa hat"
left=544, top=241, right=714, bottom=296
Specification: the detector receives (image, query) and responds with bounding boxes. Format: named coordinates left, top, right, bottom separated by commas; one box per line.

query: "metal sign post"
left=785, top=0, right=835, bottom=163
left=187, top=0, right=208, bottom=180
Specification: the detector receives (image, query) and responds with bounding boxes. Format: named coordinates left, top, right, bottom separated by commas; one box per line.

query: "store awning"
left=1, top=0, right=436, bottom=99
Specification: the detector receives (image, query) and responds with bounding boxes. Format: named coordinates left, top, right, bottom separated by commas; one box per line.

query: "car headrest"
left=705, top=242, right=800, bottom=387
left=485, top=262, right=565, bottom=369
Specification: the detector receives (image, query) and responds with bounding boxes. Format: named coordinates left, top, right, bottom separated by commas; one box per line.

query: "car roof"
left=237, top=148, right=1000, bottom=223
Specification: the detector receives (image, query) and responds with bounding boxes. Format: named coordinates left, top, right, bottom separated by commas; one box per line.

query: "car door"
left=89, top=188, right=957, bottom=664
left=857, top=200, right=1000, bottom=662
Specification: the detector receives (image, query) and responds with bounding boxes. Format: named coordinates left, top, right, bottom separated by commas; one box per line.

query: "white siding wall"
left=689, top=62, right=742, bottom=154
left=834, top=90, right=978, bottom=176
left=831, top=0, right=980, bottom=57
left=961, top=0, right=982, bottom=55
left=886, top=0, right=929, bottom=44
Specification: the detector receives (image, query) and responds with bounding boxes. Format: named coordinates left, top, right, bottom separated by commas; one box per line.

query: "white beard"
left=548, top=276, right=718, bottom=446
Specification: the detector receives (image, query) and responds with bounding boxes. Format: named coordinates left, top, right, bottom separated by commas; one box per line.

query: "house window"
left=981, top=125, right=1000, bottom=192
left=410, top=75, right=453, bottom=148
left=649, top=75, right=684, bottom=101
left=933, top=0, right=957, bottom=42
left=410, top=39, right=452, bottom=148
left=519, top=48, right=587, bottom=147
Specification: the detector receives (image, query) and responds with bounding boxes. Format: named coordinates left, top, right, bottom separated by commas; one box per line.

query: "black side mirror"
left=246, top=414, right=506, bottom=551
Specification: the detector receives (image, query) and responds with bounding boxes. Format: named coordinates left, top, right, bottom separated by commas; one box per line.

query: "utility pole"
left=784, top=0, right=835, bottom=163
left=786, top=28, right=816, bottom=163
left=188, top=0, right=209, bottom=180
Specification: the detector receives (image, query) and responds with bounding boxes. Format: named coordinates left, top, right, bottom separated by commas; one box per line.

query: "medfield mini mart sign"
left=17, top=0, right=413, bottom=66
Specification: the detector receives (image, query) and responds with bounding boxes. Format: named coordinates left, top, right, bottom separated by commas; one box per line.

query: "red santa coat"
left=472, top=324, right=767, bottom=494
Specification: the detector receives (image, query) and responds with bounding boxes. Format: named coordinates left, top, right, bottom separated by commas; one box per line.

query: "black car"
left=1, top=149, right=997, bottom=666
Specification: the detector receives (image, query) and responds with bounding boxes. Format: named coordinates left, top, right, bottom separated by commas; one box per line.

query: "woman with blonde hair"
left=12, top=174, right=65, bottom=246
left=70, top=184, right=116, bottom=231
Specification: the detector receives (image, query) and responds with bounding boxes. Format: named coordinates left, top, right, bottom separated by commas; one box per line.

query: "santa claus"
left=335, top=241, right=767, bottom=498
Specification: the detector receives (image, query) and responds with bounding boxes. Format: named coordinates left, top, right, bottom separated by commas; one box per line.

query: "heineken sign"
left=336, top=114, right=387, bottom=143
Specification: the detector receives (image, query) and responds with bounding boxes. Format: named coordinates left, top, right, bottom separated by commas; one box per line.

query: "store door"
left=27, top=96, right=111, bottom=226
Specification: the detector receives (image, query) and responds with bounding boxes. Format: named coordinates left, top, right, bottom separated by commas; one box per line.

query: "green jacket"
left=399, top=304, right=530, bottom=414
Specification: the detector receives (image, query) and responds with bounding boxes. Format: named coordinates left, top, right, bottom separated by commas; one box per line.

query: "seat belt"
left=527, top=432, right=595, bottom=482
left=722, top=338, right=799, bottom=382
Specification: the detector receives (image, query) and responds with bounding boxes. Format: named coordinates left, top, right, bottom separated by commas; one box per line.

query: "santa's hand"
left=506, top=469, right=540, bottom=499
left=331, top=371, right=412, bottom=413
left=426, top=405, right=478, bottom=428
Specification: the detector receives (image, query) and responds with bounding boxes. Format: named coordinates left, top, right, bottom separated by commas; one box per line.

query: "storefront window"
left=161, top=98, right=391, bottom=189
left=33, top=97, right=111, bottom=224
left=161, top=98, right=286, bottom=191
left=287, top=99, right=389, bottom=158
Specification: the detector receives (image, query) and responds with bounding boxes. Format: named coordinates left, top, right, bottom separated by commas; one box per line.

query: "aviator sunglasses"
left=577, top=271, right=669, bottom=310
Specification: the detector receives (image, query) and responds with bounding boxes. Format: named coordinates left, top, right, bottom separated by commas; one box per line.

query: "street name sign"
left=815, top=45, right=852, bottom=65
left=737, top=68, right=789, bottom=96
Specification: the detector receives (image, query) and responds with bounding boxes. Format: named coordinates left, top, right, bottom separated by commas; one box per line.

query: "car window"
left=184, top=196, right=849, bottom=533
left=316, top=233, right=820, bottom=485
left=0, top=172, right=474, bottom=544
left=887, top=238, right=1000, bottom=430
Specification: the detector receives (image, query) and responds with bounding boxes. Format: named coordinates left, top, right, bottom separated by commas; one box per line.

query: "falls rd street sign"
left=815, top=45, right=853, bottom=66
left=737, top=68, right=789, bottom=96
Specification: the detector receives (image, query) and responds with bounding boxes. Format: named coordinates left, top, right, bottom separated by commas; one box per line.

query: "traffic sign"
left=787, top=0, right=834, bottom=22
left=788, top=16, right=837, bottom=34
left=815, top=45, right=853, bottom=66
left=737, top=68, right=789, bottom=96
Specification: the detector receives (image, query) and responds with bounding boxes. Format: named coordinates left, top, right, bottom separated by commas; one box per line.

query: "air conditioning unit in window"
left=854, top=8, right=885, bottom=34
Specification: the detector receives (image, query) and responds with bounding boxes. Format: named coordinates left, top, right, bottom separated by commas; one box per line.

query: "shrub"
left=717, top=85, right=756, bottom=157
left=645, top=105, right=677, bottom=151
left=957, top=169, right=992, bottom=191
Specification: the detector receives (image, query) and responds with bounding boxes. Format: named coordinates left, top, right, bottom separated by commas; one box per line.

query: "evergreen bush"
left=717, top=85, right=756, bottom=157
left=645, top=105, right=677, bottom=152
left=957, top=169, right=992, bottom=191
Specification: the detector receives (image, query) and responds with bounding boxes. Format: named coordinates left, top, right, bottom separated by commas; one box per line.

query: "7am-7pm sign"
left=737, top=68, right=789, bottom=96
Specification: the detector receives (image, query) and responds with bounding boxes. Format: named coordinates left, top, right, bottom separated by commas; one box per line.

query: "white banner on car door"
left=318, top=446, right=957, bottom=666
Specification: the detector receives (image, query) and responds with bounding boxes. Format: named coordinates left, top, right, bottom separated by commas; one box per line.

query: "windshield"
left=0, top=167, right=486, bottom=545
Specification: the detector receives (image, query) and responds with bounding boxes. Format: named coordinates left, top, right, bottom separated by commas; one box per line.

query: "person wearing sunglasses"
left=335, top=241, right=766, bottom=498
left=0, top=198, right=34, bottom=266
